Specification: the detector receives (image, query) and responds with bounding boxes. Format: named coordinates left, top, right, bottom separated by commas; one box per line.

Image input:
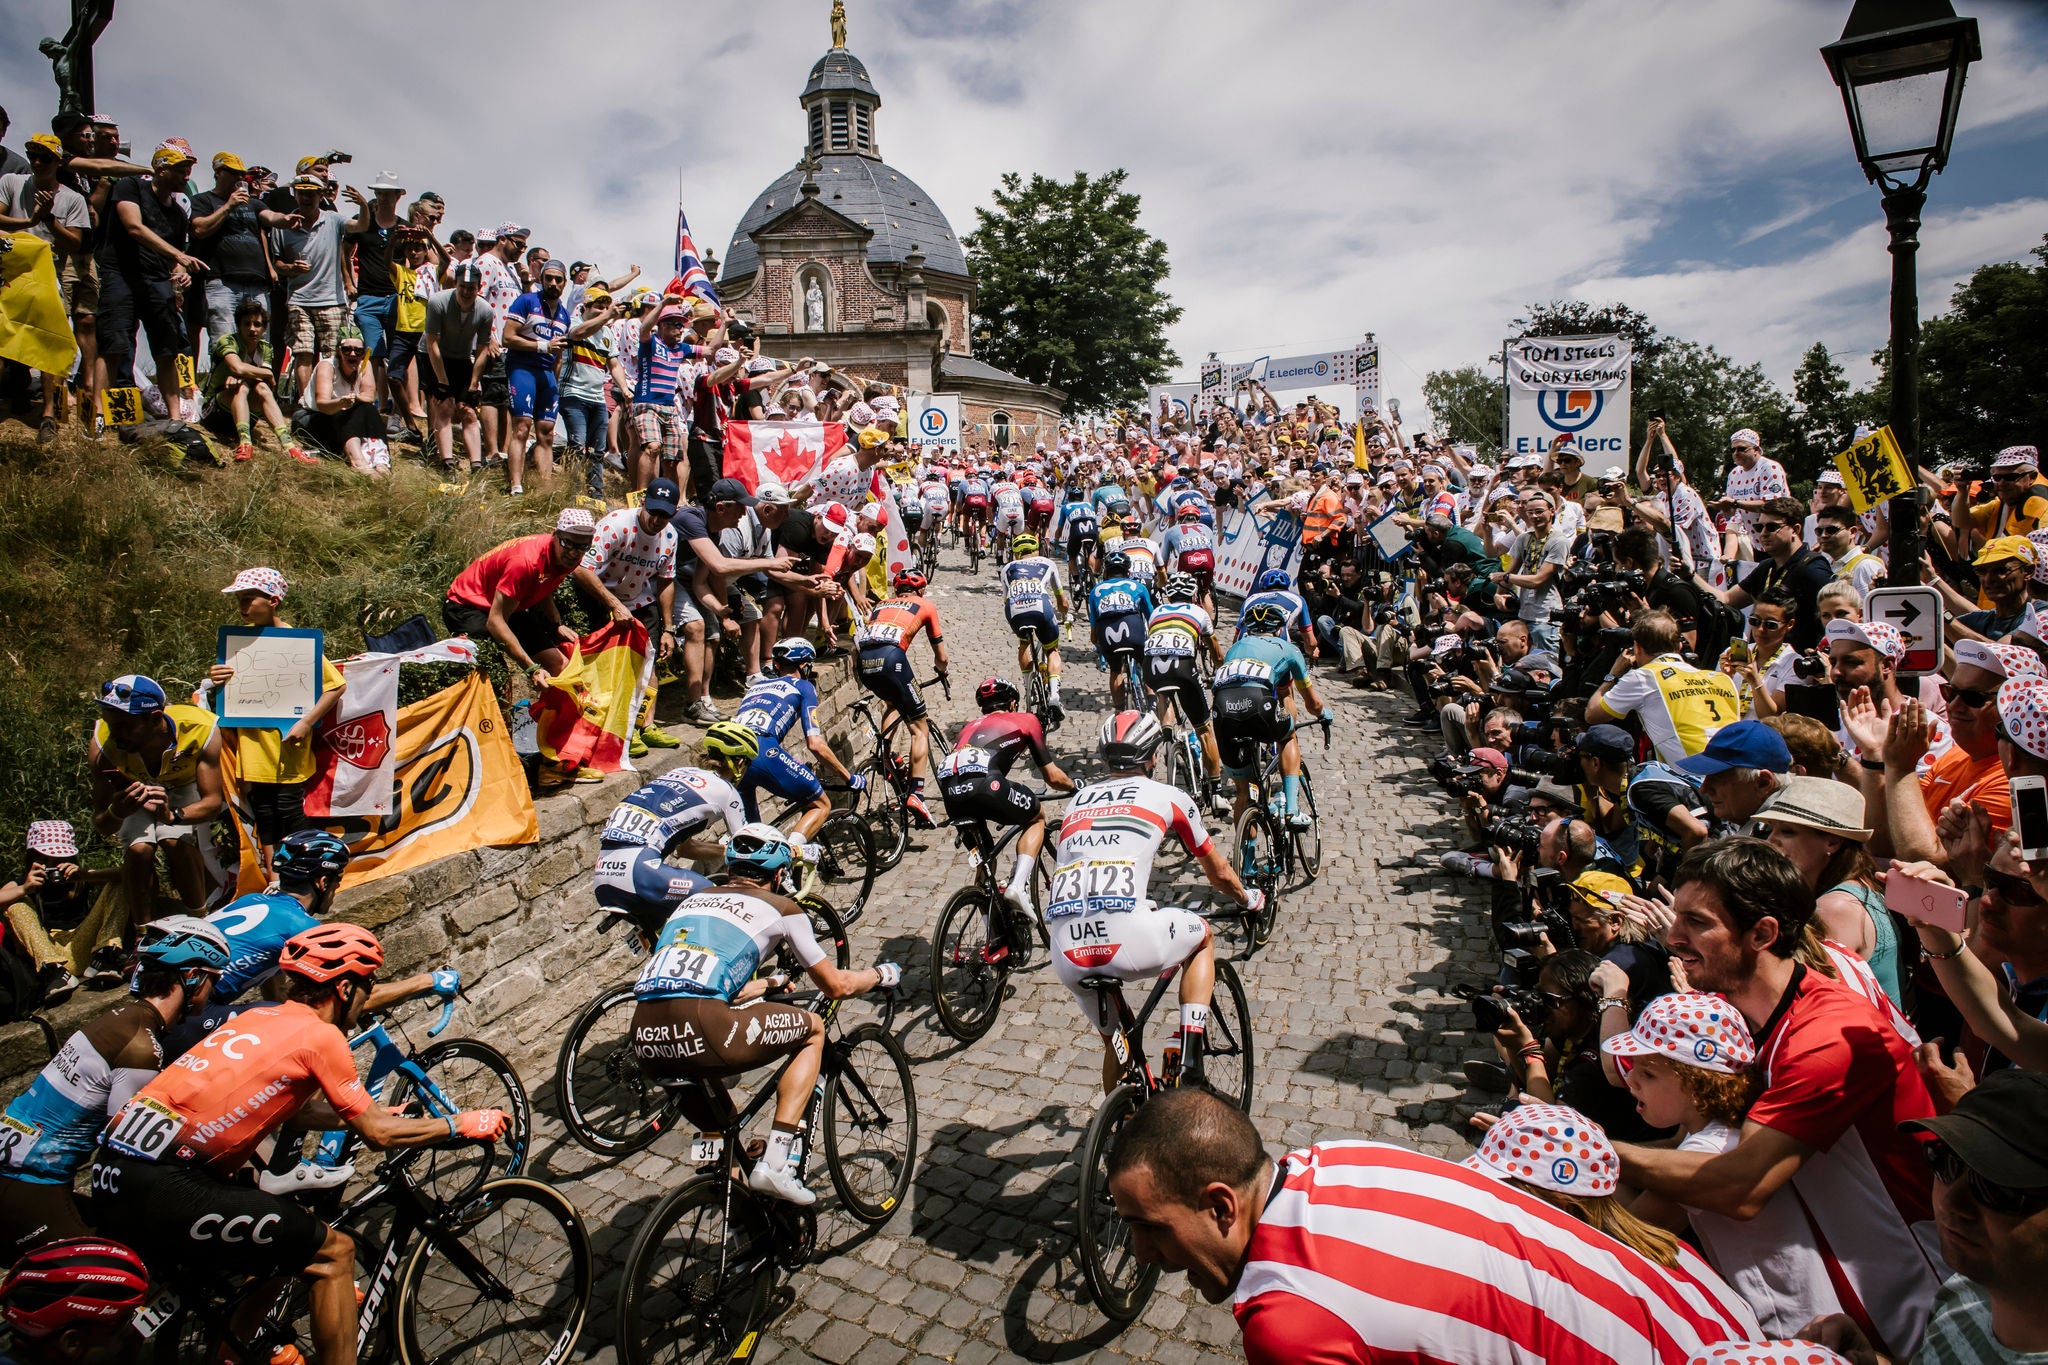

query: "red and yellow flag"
left=532, top=620, right=650, bottom=775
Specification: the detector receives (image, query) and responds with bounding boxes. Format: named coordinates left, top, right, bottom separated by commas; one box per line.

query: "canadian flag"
left=721, top=421, right=849, bottom=495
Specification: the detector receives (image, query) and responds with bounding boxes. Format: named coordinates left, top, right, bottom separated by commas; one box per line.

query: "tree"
left=1787, top=342, right=1865, bottom=483
left=1422, top=365, right=1505, bottom=451
left=1511, top=299, right=1665, bottom=365
left=1915, top=233, right=2048, bottom=461
left=1634, top=340, right=1796, bottom=489
left=965, top=169, right=1181, bottom=415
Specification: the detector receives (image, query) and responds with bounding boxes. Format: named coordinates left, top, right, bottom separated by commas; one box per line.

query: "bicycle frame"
left=1086, top=963, right=1183, bottom=1095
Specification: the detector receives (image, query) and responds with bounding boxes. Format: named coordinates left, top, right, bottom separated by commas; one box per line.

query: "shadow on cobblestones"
left=999, top=1242, right=1131, bottom=1361
left=912, top=1106, right=1086, bottom=1263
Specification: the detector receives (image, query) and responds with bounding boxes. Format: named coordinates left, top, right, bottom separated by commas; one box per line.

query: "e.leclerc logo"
left=918, top=407, right=948, bottom=437
left=1537, top=388, right=1604, bottom=434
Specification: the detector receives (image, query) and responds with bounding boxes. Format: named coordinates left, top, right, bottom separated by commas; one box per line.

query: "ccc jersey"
left=1593, top=653, right=1742, bottom=765
left=732, top=676, right=822, bottom=748
left=1089, top=577, right=1155, bottom=626
left=1002, top=557, right=1063, bottom=615
left=634, top=887, right=828, bottom=1003
left=1216, top=634, right=1309, bottom=694
left=857, top=596, right=944, bottom=651
left=1146, top=603, right=1214, bottom=657
left=600, top=766, right=748, bottom=850
left=206, top=892, right=321, bottom=1003
left=1, top=1001, right=166, bottom=1183
left=1050, top=775, right=1212, bottom=920
left=946, top=711, right=1053, bottom=779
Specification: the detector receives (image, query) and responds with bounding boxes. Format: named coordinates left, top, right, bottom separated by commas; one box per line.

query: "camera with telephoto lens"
left=1481, top=811, right=1546, bottom=856
left=1453, top=982, right=1552, bottom=1033
left=1792, top=649, right=1830, bottom=682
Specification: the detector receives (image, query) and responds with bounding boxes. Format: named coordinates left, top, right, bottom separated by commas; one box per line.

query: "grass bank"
left=0, top=419, right=587, bottom=869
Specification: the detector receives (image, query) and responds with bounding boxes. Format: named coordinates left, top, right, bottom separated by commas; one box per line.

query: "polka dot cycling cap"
left=1991, top=444, right=2040, bottom=471
left=1824, top=618, right=1904, bottom=663
left=221, top=567, right=287, bottom=599
left=1601, top=992, right=1755, bottom=1075
left=24, top=821, right=78, bottom=858
left=1998, top=674, right=2048, bottom=761
left=554, top=507, right=596, bottom=535
left=1462, top=1104, right=1618, bottom=1197
left=1686, top=1343, right=1854, bottom=1365
left=1953, top=639, right=2047, bottom=683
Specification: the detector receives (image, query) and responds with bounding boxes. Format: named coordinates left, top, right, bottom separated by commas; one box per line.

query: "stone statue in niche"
left=805, top=279, right=826, bottom=333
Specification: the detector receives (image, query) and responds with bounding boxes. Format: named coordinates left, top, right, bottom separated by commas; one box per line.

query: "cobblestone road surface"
left=508, top=553, right=1496, bottom=1364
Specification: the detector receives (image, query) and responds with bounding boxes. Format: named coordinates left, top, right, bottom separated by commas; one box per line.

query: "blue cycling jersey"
left=1216, top=633, right=1310, bottom=691
left=1055, top=501, right=1098, bottom=542
left=1238, top=589, right=1310, bottom=633
left=207, top=891, right=321, bottom=1003
left=593, top=844, right=712, bottom=917
left=600, top=767, right=750, bottom=850
left=1002, top=557, right=1062, bottom=614
left=1091, top=483, right=1127, bottom=511
left=1089, top=577, right=1155, bottom=626
left=1161, top=523, right=1218, bottom=566
left=732, top=675, right=821, bottom=749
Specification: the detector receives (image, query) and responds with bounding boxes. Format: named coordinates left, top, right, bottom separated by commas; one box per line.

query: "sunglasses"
left=1984, top=866, right=2044, bottom=909
left=1925, top=1138, right=2048, bottom=1217
left=1753, top=617, right=1788, bottom=631
left=1940, top=682, right=1998, bottom=709
left=1992, top=471, right=2034, bottom=483
left=1754, top=521, right=1789, bottom=535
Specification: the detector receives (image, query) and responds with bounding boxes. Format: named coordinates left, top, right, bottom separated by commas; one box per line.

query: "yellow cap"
left=1568, top=870, right=1634, bottom=905
left=1975, top=534, right=2038, bottom=568
left=25, top=133, right=62, bottom=157
left=212, top=151, right=246, bottom=172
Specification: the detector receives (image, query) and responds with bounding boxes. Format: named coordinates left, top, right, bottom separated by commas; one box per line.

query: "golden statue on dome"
left=830, top=0, right=847, bottom=49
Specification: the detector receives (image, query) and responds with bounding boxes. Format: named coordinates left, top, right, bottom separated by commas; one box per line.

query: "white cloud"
left=12, top=0, right=2044, bottom=411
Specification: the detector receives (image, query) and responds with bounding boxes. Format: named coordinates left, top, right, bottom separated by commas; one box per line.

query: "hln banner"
left=1504, top=334, right=1633, bottom=461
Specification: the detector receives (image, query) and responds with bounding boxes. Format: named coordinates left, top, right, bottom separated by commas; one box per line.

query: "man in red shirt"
left=1612, top=837, right=1945, bottom=1359
left=1106, top=1089, right=1757, bottom=1363
left=442, top=506, right=596, bottom=691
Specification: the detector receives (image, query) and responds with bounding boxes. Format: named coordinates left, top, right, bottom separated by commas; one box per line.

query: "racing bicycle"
left=1072, top=944, right=1255, bottom=1321
left=928, top=800, right=1059, bottom=1043
left=613, top=988, right=916, bottom=1364
left=835, top=676, right=950, bottom=871
left=1223, top=718, right=1329, bottom=950
left=1020, top=625, right=1060, bottom=731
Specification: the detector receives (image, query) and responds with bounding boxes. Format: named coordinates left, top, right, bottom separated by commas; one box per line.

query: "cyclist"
left=940, top=678, right=1078, bottom=924
left=1146, top=574, right=1226, bottom=804
left=1098, top=500, right=1134, bottom=561
left=732, top=638, right=858, bottom=843
left=594, top=841, right=713, bottom=947
left=627, top=824, right=900, bottom=1205
left=1091, top=472, right=1129, bottom=515
left=0, top=917, right=228, bottom=1258
left=1214, top=601, right=1333, bottom=829
left=1022, top=473, right=1057, bottom=538
left=599, top=726, right=754, bottom=868
left=1120, top=517, right=1162, bottom=588
left=990, top=472, right=1028, bottom=551
left=1051, top=712, right=1260, bottom=1093
left=960, top=467, right=992, bottom=550
left=1161, top=503, right=1220, bottom=613
left=854, top=569, right=951, bottom=828
left=917, top=471, right=951, bottom=560
left=1089, top=551, right=1155, bottom=711
left=1054, top=486, right=1100, bottom=580
left=0, top=1237, right=152, bottom=1363
left=1238, top=567, right=1319, bottom=663
left=1158, top=473, right=1216, bottom=529
left=1001, top=533, right=1070, bottom=719
left=92, top=925, right=508, bottom=1365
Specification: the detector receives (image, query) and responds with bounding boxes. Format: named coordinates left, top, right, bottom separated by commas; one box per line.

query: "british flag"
left=668, top=201, right=718, bottom=304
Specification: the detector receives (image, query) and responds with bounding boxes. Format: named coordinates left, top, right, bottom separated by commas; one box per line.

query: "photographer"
left=1588, top=609, right=1740, bottom=765
left=1412, top=511, right=1498, bottom=584
left=1301, top=558, right=1369, bottom=672
left=1482, top=948, right=1666, bottom=1140
left=1562, top=870, right=1672, bottom=1014
left=1612, top=528, right=1720, bottom=661
left=1573, top=724, right=1639, bottom=872
left=1692, top=496, right=1833, bottom=650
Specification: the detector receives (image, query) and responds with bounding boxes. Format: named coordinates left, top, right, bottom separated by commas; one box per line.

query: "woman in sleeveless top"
left=1753, top=775, right=1903, bottom=1005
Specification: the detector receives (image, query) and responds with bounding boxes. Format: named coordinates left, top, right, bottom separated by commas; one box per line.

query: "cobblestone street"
left=512, top=556, right=1498, bottom=1364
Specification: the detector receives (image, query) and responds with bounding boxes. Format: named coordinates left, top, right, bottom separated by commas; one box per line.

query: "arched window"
left=926, top=301, right=948, bottom=348
left=991, top=410, right=1012, bottom=450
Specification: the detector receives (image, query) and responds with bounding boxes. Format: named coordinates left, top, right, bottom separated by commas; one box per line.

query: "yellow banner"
left=222, top=672, right=536, bottom=893
left=0, top=233, right=77, bottom=376
left=1834, top=425, right=1913, bottom=514
left=103, top=387, right=145, bottom=426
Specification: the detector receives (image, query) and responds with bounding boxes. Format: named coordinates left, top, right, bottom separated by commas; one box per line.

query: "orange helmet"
left=279, top=923, right=385, bottom=984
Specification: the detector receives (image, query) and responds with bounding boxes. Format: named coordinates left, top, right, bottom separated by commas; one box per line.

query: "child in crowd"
left=0, top=821, right=120, bottom=1005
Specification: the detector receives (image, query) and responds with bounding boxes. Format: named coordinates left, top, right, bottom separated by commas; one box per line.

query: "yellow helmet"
left=1011, top=533, right=1039, bottom=556
left=700, top=722, right=760, bottom=765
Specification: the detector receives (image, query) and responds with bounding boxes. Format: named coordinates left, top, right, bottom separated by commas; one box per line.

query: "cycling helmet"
left=1011, top=534, right=1039, bottom=556
left=1108, top=499, right=1133, bottom=519
left=701, top=721, right=761, bottom=765
left=278, top=922, right=384, bottom=985
left=892, top=568, right=928, bottom=592
left=976, top=677, right=1020, bottom=713
left=1176, top=503, right=1202, bottom=521
left=137, top=914, right=230, bottom=973
left=1163, top=573, right=1199, bottom=602
left=273, top=829, right=350, bottom=882
left=1243, top=601, right=1290, bottom=634
left=724, top=822, right=795, bottom=880
left=1103, top=551, right=1132, bottom=579
left=1, top=1238, right=150, bottom=1340
left=1257, top=568, right=1293, bottom=592
left=771, top=637, right=816, bottom=670
left=1098, top=710, right=1166, bottom=769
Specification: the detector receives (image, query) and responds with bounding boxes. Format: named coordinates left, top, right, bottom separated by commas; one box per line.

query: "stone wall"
left=0, top=656, right=861, bottom=1103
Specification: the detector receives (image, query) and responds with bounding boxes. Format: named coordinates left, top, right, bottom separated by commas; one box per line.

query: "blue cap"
left=642, top=477, right=680, bottom=518
left=99, top=674, right=167, bottom=714
left=1675, top=720, right=1791, bottom=776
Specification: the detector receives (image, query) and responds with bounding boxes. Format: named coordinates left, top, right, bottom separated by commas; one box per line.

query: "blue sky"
left=4, top=0, right=2043, bottom=419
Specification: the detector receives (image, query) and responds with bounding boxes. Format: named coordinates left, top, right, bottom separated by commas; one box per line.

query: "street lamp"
left=1821, top=0, right=1979, bottom=586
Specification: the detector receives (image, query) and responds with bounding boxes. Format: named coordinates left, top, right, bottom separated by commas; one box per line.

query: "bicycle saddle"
left=1077, top=975, right=1124, bottom=993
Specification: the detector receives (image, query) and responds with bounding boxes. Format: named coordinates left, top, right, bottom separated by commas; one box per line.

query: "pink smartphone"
left=1885, top=867, right=1969, bottom=934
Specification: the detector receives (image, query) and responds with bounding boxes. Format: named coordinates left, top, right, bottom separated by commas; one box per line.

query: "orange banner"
left=222, top=672, right=537, bottom=893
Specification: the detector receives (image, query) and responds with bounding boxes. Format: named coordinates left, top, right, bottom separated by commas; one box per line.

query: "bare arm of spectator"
left=423, top=331, right=451, bottom=388
left=1878, top=698, right=1948, bottom=864
left=1614, top=1121, right=1813, bottom=1220
left=190, top=184, right=247, bottom=237
left=571, top=564, right=634, bottom=624
left=604, top=265, right=641, bottom=293
left=1894, top=855, right=2048, bottom=1073
left=682, top=532, right=787, bottom=581
left=114, top=197, right=204, bottom=277
left=0, top=190, right=84, bottom=254
left=1838, top=686, right=1901, bottom=859
left=566, top=300, right=616, bottom=342
left=219, top=344, right=276, bottom=385
left=338, top=184, right=373, bottom=234
left=167, top=728, right=227, bottom=827
left=61, top=154, right=151, bottom=178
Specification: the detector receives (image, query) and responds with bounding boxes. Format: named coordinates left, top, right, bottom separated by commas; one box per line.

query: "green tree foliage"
left=1422, top=365, right=1505, bottom=450
left=1636, top=339, right=1798, bottom=487
left=965, top=169, right=1181, bottom=415
left=1915, top=233, right=2048, bottom=461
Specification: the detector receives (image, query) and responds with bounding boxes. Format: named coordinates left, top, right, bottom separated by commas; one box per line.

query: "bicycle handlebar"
left=921, top=674, right=951, bottom=700
left=429, top=992, right=459, bottom=1039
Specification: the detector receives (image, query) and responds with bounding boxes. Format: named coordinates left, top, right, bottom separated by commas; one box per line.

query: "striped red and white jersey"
left=1234, top=1142, right=1759, bottom=1365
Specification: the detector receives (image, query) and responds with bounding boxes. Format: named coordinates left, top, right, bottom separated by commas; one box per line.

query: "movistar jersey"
left=1089, top=577, right=1155, bottom=627
left=206, top=891, right=321, bottom=1002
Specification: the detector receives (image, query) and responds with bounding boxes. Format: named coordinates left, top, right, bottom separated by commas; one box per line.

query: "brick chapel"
left=713, top=8, right=1066, bottom=453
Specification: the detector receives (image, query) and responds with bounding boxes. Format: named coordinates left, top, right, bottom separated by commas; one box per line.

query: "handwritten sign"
left=215, top=627, right=324, bottom=730
left=1834, top=425, right=1913, bottom=514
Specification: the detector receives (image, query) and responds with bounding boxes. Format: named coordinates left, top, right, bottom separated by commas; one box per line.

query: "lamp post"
left=1821, top=0, right=1979, bottom=587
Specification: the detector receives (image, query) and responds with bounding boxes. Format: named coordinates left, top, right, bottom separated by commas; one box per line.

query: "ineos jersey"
left=946, top=711, right=1052, bottom=779
left=600, top=767, right=748, bottom=850
left=1049, top=775, right=1211, bottom=920
left=634, top=887, right=827, bottom=1002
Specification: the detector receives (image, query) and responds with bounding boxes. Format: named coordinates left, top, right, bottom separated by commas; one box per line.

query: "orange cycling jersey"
left=103, top=1000, right=370, bottom=1175
left=856, top=596, right=944, bottom=651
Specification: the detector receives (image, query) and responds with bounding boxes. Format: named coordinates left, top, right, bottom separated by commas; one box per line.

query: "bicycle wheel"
left=385, top=1038, right=531, bottom=1203
left=929, top=886, right=1010, bottom=1043
left=823, top=1022, right=919, bottom=1222
left=1291, top=767, right=1323, bottom=886
left=813, top=809, right=876, bottom=925
left=1075, top=1084, right=1158, bottom=1322
left=854, top=758, right=910, bottom=871
left=1233, top=805, right=1285, bottom=951
left=396, top=1177, right=591, bottom=1365
left=553, top=982, right=679, bottom=1157
left=1204, top=959, right=1257, bottom=1112
left=616, top=1177, right=776, bottom=1365
left=791, top=894, right=852, bottom=971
